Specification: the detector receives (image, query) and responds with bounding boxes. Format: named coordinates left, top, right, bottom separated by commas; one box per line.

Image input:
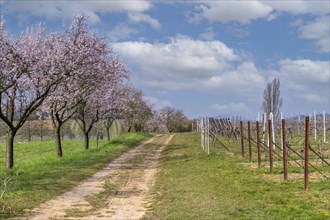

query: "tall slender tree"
left=262, top=78, right=283, bottom=120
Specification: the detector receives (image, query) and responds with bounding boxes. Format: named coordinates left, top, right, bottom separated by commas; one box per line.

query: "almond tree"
left=75, top=82, right=123, bottom=150
left=75, top=57, right=130, bottom=150
left=160, top=106, right=188, bottom=133
left=144, top=110, right=167, bottom=132
left=42, top=15, right=110, bottom=157
left=104, top=113, right=122, bottom=141
left=0, top=23, right=68, bottom=169
left=122, top=88, right=152, bottom=132
left=103, top=84, right=129, bottom=141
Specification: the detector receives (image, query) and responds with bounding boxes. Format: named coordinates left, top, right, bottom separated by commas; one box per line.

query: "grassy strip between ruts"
left=146, top=132, right=330, bottom=220
left=0, top=132, right=153, bottom=219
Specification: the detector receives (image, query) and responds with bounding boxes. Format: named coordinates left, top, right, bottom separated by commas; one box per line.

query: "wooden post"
left=204, top=118, right=206, bottom=152
left=248, top=121, right=252, bottom=162
left=268, top=119, right=273, bottom=174
left=256, top=121, right=261, bottom=168
left=304, top=116, right=310, bottom=191
left=240, top=121, right=245, bottom=158
left=323, top=110, right=326, bottom=143
left=207, top=117, right=210, bottom=155
left=282, top=119, right=288, bottom=181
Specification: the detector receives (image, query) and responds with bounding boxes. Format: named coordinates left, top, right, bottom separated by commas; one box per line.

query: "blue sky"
left=1, top=0, right=329, bottom=119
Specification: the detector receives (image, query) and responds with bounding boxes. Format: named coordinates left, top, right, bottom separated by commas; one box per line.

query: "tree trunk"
left=6, top=130, right=16, bottom=169
left=40, top=119, right=43, bottom=142
left=28, top=121, right=31, bottom=142
left=105, top=118, right=115, bottom=141
left=106, top=126, right=111, bottom=141
left=54, top=125, right=63, bottom=157
left=84, top=132, right=89, bottom=150
left=96, top=130, right=99, bottom=149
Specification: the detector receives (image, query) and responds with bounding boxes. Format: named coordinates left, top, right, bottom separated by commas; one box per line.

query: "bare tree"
left=262, top=78, right=283, bottom=120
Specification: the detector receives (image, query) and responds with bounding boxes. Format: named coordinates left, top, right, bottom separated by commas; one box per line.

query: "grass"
left=146, top=132, right=330, bottom=220
left=0, top=132, right=153, bottom=218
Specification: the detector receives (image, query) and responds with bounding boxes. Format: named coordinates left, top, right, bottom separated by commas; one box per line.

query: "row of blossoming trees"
left=0, top=15, right=191, bottom=169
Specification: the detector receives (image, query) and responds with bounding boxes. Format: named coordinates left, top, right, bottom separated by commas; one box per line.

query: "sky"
left=1, top=0, right=329, bottom=119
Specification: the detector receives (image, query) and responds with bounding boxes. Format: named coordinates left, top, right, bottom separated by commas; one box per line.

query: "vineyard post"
left=282, top=119, right=288, bottom=181
left=256, top=121, right=261, bottom=168
left=270, top=112, right=275, bottom=149
left=304, top=116, right=310, bottom=191
left=207, top=117, right=210, bottom=155
left=200, top=118, right=202, bottom=149
left=323, top=110, right=326, bottom=143
left=200, top=118, right=204, bottom=150
left=240, top=121, right=245, bottom=158
left=248, top=121, right=252, bottom=162
left=280, top=113, right=283, bottom=150
left=204, top=117, right=206, bottom=152
left=314, top=110, right=317, bottom=140
left=298, top=115, right=301, bottom=134
left=268, top=119, right=273, bottom=174
left=262, top=113, right=266, bottom=143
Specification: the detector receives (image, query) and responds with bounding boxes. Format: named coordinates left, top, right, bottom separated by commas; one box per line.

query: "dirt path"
left=27, top=134, right=174, bottom=220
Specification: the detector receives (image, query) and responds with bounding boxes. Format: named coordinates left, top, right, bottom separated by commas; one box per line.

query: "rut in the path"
left=27, top=134, right=174, bottom=220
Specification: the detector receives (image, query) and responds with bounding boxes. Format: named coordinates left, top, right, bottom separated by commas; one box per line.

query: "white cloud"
left=191, top=1, right=329, bottom=53
left=112, top=36, right=266, bottom=99
left=194, top=1, right=273, bottom=24
left=5, top=0, right=152, bottom=23
left=199, top=27, right=216, bottom=40
left=202, top=62, right=265, bottom=98
left=128, top=12, right=161, bottom=30
left=278, top=59, right=329, bottom=85
left=112, top=36, right=239, bottom=78
left=213, top=102, right=252, bottom=116
left=143, top=96, right=172, bottom=110
left=193, top=1, right=329, bottom=25
left=273, top=59, right=329, bottom=104
left=266, top=1, right=330, bottom=16
left=301, top=94, right=324, bottom=104
left=298, top=16, right=330, bottom=53
left=108, top=24, right=138, bottom=42
left=112, top=36, right=239, bottom=80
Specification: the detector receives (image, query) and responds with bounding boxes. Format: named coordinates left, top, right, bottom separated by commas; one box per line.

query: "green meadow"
left=146, top=132, right=330, bottom=220
left=0, top=132, right=152, bottom=218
